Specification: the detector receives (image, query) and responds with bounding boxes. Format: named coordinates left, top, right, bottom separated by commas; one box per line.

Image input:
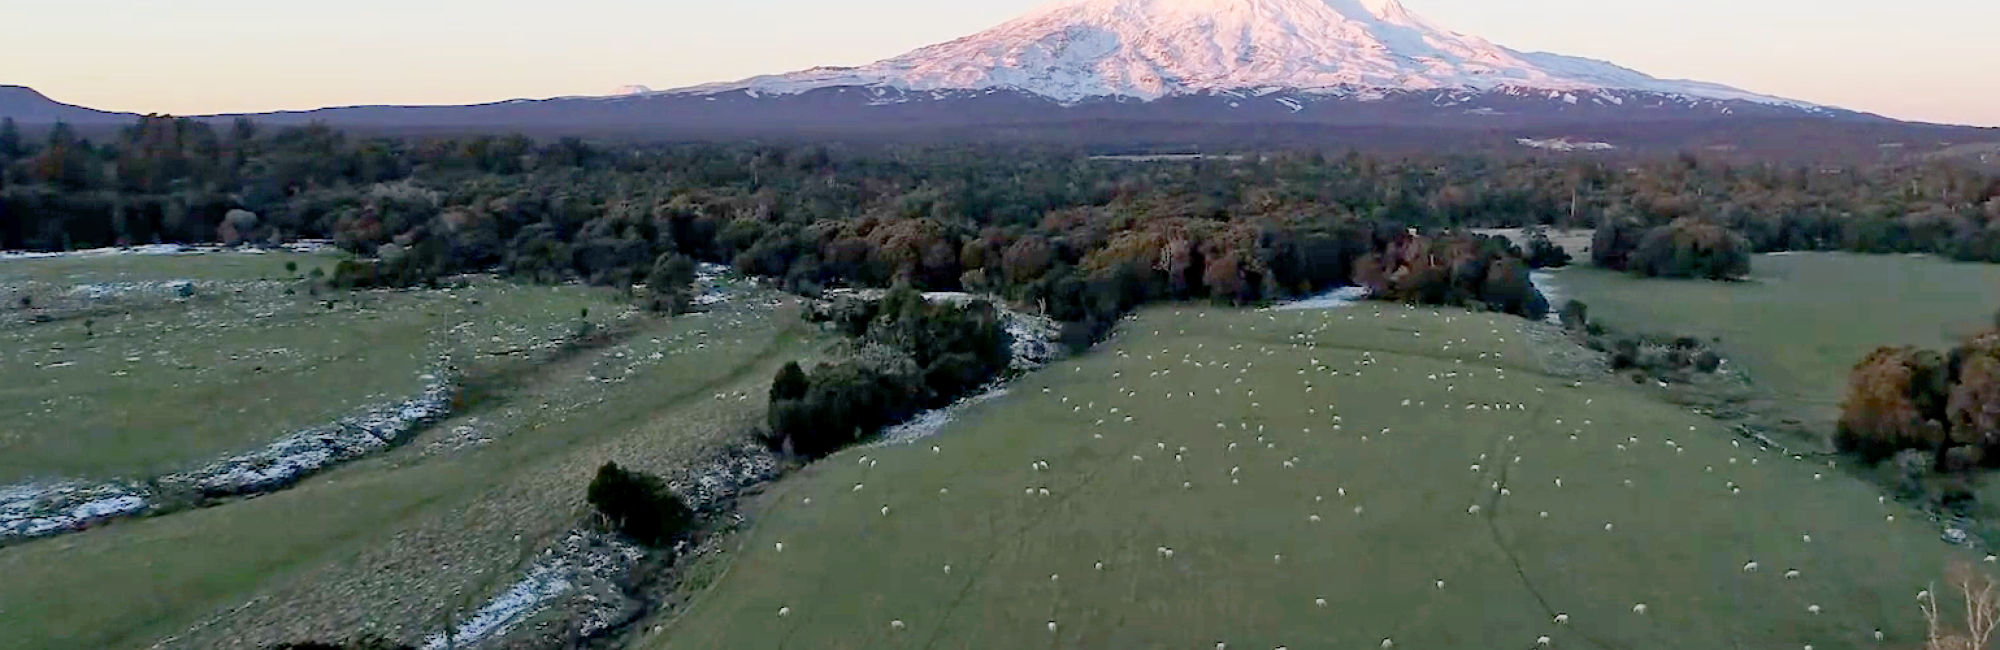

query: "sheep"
left=775, top=542, right=784, bottom=553
left=1048, top=621, right=1058, bottom=633
left=778, top=607, right=791, bottom=617
left=1742, top=561, right=1757, bottom=572
left=1785, top=569, right=1801, bottom=579
left=891, top=620, right=906, bottom=630
left=1632, top=603, right=1648, bottom=614
left=1807, top=604, right=1821, bottom=615
left=1554, top=613, right=1569, bottom=625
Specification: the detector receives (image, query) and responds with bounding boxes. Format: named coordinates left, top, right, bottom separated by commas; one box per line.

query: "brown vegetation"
left=1838, top=329, right=2000, bottom=470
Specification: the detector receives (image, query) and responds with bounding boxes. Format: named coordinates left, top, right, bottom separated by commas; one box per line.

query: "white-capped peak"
left=677, top=0, right=1809, bottom=108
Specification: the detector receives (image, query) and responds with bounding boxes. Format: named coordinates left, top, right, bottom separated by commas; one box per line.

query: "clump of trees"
left=1522, top=228, right=1574, bottom=269
left=585, top=462, right=695, bottom=547
left=645, top=253, right=698, bottom=314
left=1593, top=217, right=1752, bottom=280
left=767, top=285, right=1010, bottom=458
left=1837, top=330, right=2000, bottom=471
left=1354, top=231, right=1548, bottom=320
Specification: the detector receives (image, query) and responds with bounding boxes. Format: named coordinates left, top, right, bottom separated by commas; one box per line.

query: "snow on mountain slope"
left=677, top=0, right=1813, bottom=109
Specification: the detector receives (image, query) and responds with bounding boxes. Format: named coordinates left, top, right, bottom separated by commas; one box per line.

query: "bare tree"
left=1923, top=561, right=2000, bottom=650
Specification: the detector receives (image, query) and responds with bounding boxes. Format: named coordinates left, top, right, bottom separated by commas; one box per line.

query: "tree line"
left=5, top=115, right=1997, bottom=325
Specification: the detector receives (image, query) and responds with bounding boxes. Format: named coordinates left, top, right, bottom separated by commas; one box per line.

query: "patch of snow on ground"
left=1273, top=286, right=1371, bottom=311
left=1516, top=137, right=1616, bottom=152
left=166, top=377, right=455, bottom=497
left=0, top=370, right=455, bottom=543
left=0, top=482, right=150, bottom=540
left=871, top=387, right=1011, bottom=447
left=1530, top=270, right=1566, bottom=324
left=669, top=445, right=784, bottom=512
left=423, top=564, right=574, bottom=650
left=0, top=242, right=336, bottom=263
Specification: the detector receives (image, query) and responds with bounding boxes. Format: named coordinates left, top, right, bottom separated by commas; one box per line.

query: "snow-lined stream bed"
left=0, top=370, right=454, bottom=543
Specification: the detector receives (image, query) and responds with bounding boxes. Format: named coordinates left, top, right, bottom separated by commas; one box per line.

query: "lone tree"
left=586, top=462, right=694, bottom=547
left=647, top=253, right=699, bottom=314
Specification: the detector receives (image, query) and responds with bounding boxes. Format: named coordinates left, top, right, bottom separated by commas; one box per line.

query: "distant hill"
left=0, top=85, right=136, bottom=125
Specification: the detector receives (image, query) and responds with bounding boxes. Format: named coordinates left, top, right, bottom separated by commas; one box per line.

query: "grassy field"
left=1555, top=253, right=2000, bottom=435
left=0, top=251, right=623, bottom=484
left=0, top=257, right=817, bottom=650
left=656, top=304, right=1967, bottom=650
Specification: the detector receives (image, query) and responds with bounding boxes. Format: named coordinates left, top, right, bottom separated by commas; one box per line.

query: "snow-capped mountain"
left=13, top=0, right=1989, bottom=162
left=607, top=85, right=655, bottom=96
left=678, top=0, right=1816, bottom=110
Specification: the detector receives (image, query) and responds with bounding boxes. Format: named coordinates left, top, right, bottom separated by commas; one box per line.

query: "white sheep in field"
left=1553, top=613, right=1569, bottom=625
left=1632, top=603, right=1647, bottom=614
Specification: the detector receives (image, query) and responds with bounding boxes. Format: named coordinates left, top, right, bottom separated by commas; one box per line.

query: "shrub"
left=586, top=462, right=694, bottom=547
left=1558, top=300, right=1589, bottom=331
left=771, top=290, right=1010, bottom=458
left=1523, top=230, right=1573, bottom=269
left=1627, top=218, right=1753, bottom=280
left=1837, top=347, right=1949, bottom=463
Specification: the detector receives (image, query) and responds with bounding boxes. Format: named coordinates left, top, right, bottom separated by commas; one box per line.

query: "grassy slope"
left=1555, top=253, right=2000, bottom=430
left=0, top=252, right=622, bottom=483
left=0, top=291, right=812, bottom=650
left=659, top=304, right=1964, bottom=650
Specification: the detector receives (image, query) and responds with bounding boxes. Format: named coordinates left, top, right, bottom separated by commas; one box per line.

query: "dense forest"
left=4, top=115, right=1998, bottom=335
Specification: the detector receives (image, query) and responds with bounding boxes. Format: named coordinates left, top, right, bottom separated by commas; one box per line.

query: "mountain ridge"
left=676, top=0, right=1819, bottom=110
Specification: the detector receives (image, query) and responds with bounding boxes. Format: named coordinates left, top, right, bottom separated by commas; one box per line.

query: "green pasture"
left=1556, top=252, right=2000, bottom=435
left=0, top=259, right=624, bottom=484
left=660, top=304, right=1965, bottom=650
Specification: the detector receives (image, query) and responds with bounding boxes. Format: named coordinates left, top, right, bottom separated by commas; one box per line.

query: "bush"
left=586, top=462, right=694, bottom=547
left=1523, top=230, right=1573, bottom=269
left=1558, top=300, right=1589, bottom=331
left=1624, top=218, right=1753, bottom=280
left=770, top=290, right=1011, bottom=458
left=1836, top=347, right=1949, bottom=463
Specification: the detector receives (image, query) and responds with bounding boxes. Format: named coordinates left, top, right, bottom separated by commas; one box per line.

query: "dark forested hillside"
left=3, top=115, right=1997, bottom=336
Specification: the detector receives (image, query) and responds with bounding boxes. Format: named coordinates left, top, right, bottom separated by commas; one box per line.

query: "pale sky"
left=2, top=0, right=1994, bottom=126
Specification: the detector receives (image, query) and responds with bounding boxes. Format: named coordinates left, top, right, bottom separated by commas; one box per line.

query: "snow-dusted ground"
left=0, top=482, right=151, bottom=540
left=871, top=387, right=1012, bottom=447
left=1517, top=137, right=1617, bottom=152
left=0, top=240, right=334, bottom=263
left=1531, top=270, right=1566, bottom=324
left=434, top=445, right=779, bottom=649
left=1274, top=286, right=1372, bottom=311
left=821, top=289, right=1064, bottom=372
left=166, top=377, right=455, bottom=497
left=423, top=564, right=574, bottom=650
left=0, top=371, right=454, bottom=543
